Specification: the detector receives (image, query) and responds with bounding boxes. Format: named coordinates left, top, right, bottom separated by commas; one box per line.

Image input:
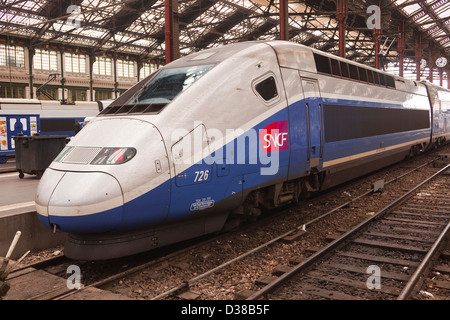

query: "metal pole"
left=375, top=29, right=380, bottom=69
left=28, top=48, right=34, bottom=99
left=165, top=0, right=180, bottom=64
left=398, top=22, right=404, bottom=77
left=5, top=231, right=21, bottom=259
left=165, top=0, right=172, bottom=64
left=447, top=65, right=450, bottom=89
left=337, top=0, right=346, bottom=58
left=280, top=0, right=289, bottom=40
left=60, top=50, right=65, bottom=102
left=416, top=35, right=421, bottom=81
left=429, top=42, right=434, bottom=83
left=89, top=54, right=95, bottom=101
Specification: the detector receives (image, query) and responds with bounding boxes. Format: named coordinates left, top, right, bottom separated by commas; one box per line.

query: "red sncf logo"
left=259, top=120, right=289, bottom=153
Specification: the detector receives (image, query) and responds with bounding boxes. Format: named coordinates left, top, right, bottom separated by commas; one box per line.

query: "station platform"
left=0, top=160, right=66, bottom=260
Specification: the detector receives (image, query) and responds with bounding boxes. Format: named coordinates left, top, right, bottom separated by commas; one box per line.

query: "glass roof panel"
left=0, top=0, right=446, bottom=69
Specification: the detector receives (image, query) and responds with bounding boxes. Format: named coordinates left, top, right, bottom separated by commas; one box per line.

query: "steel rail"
left=148, top=159, right=441, bottom=300
left=397, top=220, right=450, bottom=300
left=247, top=163, right=450, bottom=300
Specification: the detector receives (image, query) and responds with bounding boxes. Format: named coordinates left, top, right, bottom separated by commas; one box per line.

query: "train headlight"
left=90, top=147, right=137, bottom=165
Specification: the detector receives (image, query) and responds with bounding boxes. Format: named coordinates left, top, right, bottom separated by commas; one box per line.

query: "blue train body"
left=35, top=41, right=450, bottom=260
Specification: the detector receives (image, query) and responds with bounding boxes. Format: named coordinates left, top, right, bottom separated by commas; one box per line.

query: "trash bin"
left=13, top=134, right=67, bottom=178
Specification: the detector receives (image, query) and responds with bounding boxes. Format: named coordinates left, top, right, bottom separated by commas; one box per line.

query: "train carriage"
left=0, top=99, right=110, bottom=163
left=34, top=41, right=450, bottom=260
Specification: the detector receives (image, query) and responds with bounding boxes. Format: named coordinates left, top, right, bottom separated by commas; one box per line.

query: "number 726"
left=194, top=170, right=209, bottom=182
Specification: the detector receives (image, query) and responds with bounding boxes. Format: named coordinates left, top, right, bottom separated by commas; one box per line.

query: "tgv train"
left=0, top=99, right=110, bottom=163
left=35, top=41, right=450, bottom=260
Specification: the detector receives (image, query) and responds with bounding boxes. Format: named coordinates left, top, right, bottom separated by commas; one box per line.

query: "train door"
left=281, top=68, right=308, bottom=178
left=301, top=78, right=323, bottom=170
left=169, top=123, right=214, bottom=220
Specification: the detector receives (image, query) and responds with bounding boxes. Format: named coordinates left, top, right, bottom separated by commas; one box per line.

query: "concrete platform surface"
left=0, top=170, right=66, bottom=260
left=0, top=172, right=38, bottom=213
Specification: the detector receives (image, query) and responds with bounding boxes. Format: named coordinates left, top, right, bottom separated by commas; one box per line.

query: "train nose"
left=36, top=169, right=123, bottom=233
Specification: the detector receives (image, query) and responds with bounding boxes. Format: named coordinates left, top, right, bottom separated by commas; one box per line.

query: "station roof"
left=0, top=1, right=449, bottom=79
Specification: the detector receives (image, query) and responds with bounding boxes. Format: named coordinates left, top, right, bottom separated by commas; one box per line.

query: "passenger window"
left=314, top=53, right=331, bottom=74
left=330, top=59, right=341, bottom=76
left=358, top=67, right=368, bottom=82
left=255, top=76, right=278, bottom=101
left=367, top=70, right=374, bottom=83
left=385, top=76, right=395, bottom=88
left=340, top=62, right=350, bottom=78
left=379, top=73, right=386, bottom=86
left=349, top=64, right=359, bottom=80
left=373, top=72, right=380, bottom=84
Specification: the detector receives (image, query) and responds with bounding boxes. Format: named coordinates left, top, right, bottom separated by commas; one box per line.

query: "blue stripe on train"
left=40, top=97, right=433, bottom=233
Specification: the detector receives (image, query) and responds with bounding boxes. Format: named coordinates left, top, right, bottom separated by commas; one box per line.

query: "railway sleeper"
left=305, top=270, right=401, bottom=297
left=294, top=284, right=365, bottom=300
left=393, top=210, right=450, bottom=218
left=383, top=216, right=447, bottom=227
left=337, top=251, right=421, bottom=268
left=361, top=231, right=436, bottom=244
left=322, top=261, right=411, bottom=282
left=352, top=238, right=429, bottom=254
left=380, top=218, right=446, bottom=230
left=434, top=264, right=450, bottom=274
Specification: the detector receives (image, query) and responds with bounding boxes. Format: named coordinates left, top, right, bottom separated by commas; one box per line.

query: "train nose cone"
left=36, top=169, right=123, bottom=233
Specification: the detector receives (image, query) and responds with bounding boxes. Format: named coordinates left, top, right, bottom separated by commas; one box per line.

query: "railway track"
left=248, top=164, right=450, bottom=300
left=2, top=148, right=449, bottom=300
left=2, top=234, right=222, bottom=300
left=416, top=241, right=450, bottom=300
left=121, top=154, right=449, bottom=300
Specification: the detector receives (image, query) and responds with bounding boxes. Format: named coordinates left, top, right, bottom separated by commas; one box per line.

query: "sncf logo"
left=259, top=120, right=289, bottom=153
